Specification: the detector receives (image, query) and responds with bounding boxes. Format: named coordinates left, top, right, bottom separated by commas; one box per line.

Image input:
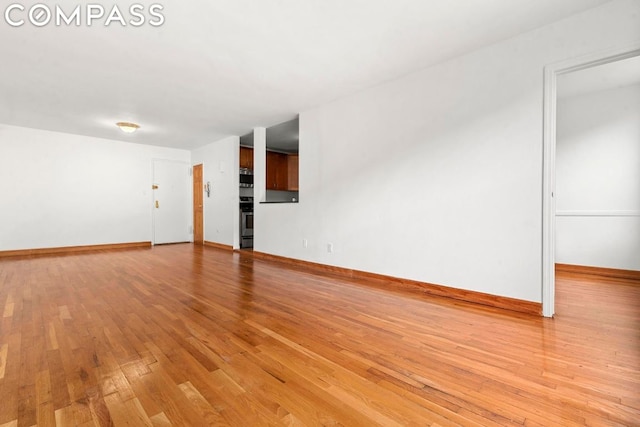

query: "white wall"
left=191, top=136, right=239, bottom=248
left=0, top=124, right=190, bottom=251
left=556, top=84, right=640, bottom=271
left=254, top=0, right=640, bottom=303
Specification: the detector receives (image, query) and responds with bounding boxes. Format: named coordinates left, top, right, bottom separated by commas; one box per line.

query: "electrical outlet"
left=327, top=243, right=333, bottom=253
left=303, top=239, right=308, bottom=248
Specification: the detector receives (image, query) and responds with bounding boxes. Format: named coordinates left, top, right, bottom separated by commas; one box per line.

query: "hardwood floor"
left=0, top=244, right=638, bottom=426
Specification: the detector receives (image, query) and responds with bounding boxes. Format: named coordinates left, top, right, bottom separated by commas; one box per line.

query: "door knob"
left=155, top=200, right=159, bottom=208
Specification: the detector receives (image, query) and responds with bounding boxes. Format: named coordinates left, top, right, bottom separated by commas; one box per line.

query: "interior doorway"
left=542, top=42, right=640, bottom=317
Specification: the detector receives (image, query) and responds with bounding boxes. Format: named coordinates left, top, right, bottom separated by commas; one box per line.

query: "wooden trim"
left=556, top=263, right=640, bottom=281
left=0, top=241, right=152, bottom=258
left=203, top=241, right=234, bottom=251
left=251, top=251, right=541, bottom=316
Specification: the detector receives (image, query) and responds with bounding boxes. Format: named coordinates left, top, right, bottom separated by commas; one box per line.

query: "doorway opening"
left=542, top=42, right=640, bottom=317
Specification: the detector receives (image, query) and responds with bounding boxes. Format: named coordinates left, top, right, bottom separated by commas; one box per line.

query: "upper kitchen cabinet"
left=240, top=146, right=253, bottom=170
left=287, top=154, right=299, bottom=191
left=265, top=151, right=297, bottom=191
left=266, top=151, right=288, bottom=190
left=239, top=132, right=254, bottom=170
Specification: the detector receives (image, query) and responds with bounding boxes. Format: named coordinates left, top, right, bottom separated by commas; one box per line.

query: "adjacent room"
left=1, top=1, right=639, bottom=425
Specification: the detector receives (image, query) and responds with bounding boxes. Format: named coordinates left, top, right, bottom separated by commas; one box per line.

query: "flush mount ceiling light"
left=116, top=121, right=140, bottom=133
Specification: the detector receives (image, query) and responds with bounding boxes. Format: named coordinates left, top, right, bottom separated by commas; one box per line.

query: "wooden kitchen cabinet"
left=266, top=151, right=288, bottom=190
left=287, top=154, right=299, bottom=191
left=239, top=146, right=254, bottom=170
left=266, top=151, right=299, bottom=191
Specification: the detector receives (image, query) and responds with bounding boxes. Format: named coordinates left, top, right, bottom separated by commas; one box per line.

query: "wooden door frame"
left=541, top=42, right=640, bottom=318
left=193, top=164, right=204, bottom=245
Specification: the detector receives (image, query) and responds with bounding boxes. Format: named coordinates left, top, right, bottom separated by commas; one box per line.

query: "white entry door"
left=152, top=159, right=191, bottom=244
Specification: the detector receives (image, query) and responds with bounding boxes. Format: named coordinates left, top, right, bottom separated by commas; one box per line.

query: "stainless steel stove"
left=240, top=197, right=253, bottom=248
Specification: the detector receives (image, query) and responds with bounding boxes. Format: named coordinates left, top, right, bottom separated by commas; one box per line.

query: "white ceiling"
left=557, top=54, right=640, bottom=99
left=0, top=0, right=612, bottom=149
